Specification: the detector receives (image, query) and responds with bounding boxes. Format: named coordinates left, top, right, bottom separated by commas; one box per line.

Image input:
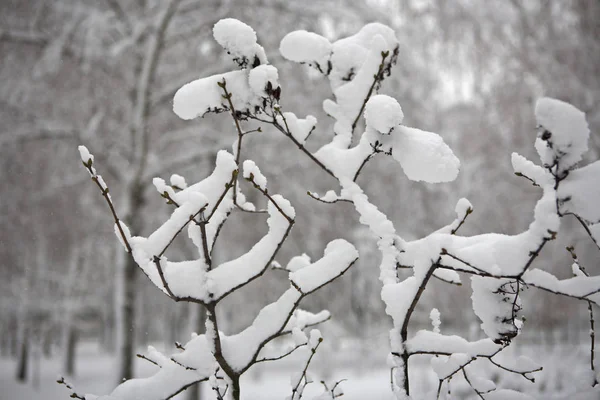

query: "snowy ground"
left=0, top=341, right=395, bottom=400
left=1, top=339, right=595, bottom=399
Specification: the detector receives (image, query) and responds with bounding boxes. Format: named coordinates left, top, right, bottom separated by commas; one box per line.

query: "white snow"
left=243, top=159, right=267, bottom=191
left=364, top=95, right=404, bottom=134
left=430, top=308, right=441, bottom=334
left=173, top=70, right=249, bottom=120
left=173, top=150, right=236, bottom=209
left=169, top=174, right=187, bottom=189
left=511, top=153, right=551, bottom=186
left=534, top=97, right=589, bottom=170
left=324, top=34, right=390, bottom=140
left=276, top=112, right=317, bottom=145
left=308, top=329, right=322, bottom=348
left=222, top=289, right=302, bottom=371
left=207, top=196, right=294, bottom=302
left=432, top=268, right=461, bottom=285
left=430, top=352, right=471, bottom=379
left=286, top=253, right=311, bottom=272
left=279, top=31, right=332, bottom=71
left=486, top=389, right=535, bottom=400
left=434, top=198, right=472, bottom=236
left=313, top=136, right=373, bottom=180
left=290, top=239, right=358, bottom=294
left=114, top=222, right=131, bottom=251
left=152, top=177, right=176, bottom=200
left=558, top=160, right=600, bottom=223
left=78, top=145, right=93, bottom=164
left=248, top=64, right=279, bottom=97
left=406, top=330, right=501, bottom=357
left=291, top=327, right=308, bottom=346
left=73, top=18, right=600, bottom=400
left=212, top=18, right=267, bottom=67
left=283, top=309, right=330, bottom=333
left=522, top=269, right=600, bottom=305
left=391, top=125, right=460, bottom=183
left=329, top=23, right=398, bottom=90
left=471, top=277, right=520, bottom=342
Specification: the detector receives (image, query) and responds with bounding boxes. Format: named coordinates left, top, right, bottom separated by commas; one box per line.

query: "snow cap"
left=534, top=97, right=589, bottom=170
left=213, top=18, right=267, bottom=67
left=279, top=30, right=332, bottom=69
left=248, top=64, right=279, bottom=97
left=364, top=95, right=404, bottom=134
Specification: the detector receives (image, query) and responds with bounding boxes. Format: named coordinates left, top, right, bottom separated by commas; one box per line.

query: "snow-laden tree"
left=68, top=18, right=600, bottom=400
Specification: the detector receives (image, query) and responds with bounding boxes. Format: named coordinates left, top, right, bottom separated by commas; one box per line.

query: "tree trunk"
left=9, top=315, right=18, bottom=358
left=16, top=330, right=28, bottom=382
left=102, top=304, right=116, bottom=353
left=187, top=305, right=206, bottom=400
left=117, top=189, right=144, bottom=383
left=42, top=326, right=53, bottom=357
left=64, top=326, right=78, bottom=376
left=32, top=340, right=41, bottom=390
left=0, top=317, right=8, bottom=358
left=118, top=253, right=138, bottom=382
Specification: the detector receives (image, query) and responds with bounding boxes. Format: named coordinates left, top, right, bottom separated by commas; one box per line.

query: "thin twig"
left=56, top=377, right=85, bottom=400
left=568, top=246, right=597, bottom=385
left=81, top=159, right=132, bottom=253
left=307, top=191, right=352, bottom=204
left=249, top=114, right=336, bottom=178
left=291, top=338, right=323, bottom=399
left=462, top=368, right=485, bottom=399
left=350, top=52, right=390, bottom=134
left=137, top=353, right=159, bottom=367
left=451, top=207, right=473, bottom=235
left=514, top=172, right=540, bottom=187
left=255, top=343, right=307, bottom=364
left=245, top=174, right=295, bottom=224
left=218, top=80, right=244, bottom=206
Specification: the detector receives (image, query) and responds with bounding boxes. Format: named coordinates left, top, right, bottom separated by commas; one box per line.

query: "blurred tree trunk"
left=42, top=327, right=53, bottom=357
left=118, top=227, right=141, bottom=381
left=16, top=327, right=28, bottom=382
left=0, top=316, right=9, bottom=357
left=114, top=0, right=181, bottom=382
left=9, top=315, right=18, bottom=358
left=64, top=326, right=78, bottom=376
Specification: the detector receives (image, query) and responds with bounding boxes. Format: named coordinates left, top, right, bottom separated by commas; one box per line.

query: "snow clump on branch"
left=534, top=97, right=589, bottom=171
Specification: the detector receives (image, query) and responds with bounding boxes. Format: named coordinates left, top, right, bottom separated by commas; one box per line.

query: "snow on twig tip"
left=78, top=145, right=93, bottom=165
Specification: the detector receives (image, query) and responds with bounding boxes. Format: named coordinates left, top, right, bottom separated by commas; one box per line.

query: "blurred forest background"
left=0, top=0, right=599, bottom=398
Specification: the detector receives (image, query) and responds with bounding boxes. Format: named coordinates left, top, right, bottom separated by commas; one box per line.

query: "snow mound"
left=213, top=18, right=267, bottom=67
left=534, top=97, right=589, bottom=170
left=392, top=126, right=460, bottom=183
left=279, top=30, right=332, bottom=71
left=364, top=95, right=404, bottom=134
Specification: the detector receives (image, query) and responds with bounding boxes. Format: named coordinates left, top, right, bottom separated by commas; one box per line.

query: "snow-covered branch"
left=78, top=146, right=132, bottom=254
left=79, top=16, right=600, bottom=400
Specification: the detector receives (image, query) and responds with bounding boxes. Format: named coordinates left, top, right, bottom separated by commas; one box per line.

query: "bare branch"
left=80, top=155, right=132, bottom=253
left=137, top=353, right=159, bottom=367
left=255, top=343, right=307, bottom=364
left=249, top=113, right=336, bottom=178
left=290, top=338, right=323, bottom=400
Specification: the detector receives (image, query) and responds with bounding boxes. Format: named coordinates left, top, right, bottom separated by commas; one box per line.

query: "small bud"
left=541, top=129, right=551, bottom=141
